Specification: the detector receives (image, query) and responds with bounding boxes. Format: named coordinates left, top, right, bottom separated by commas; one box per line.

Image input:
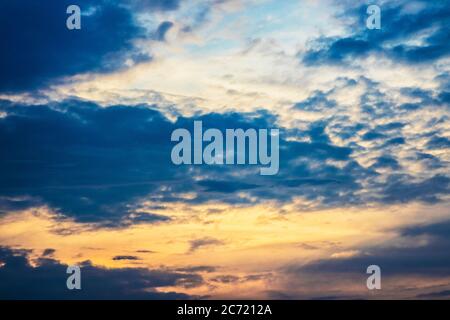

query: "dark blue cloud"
left=402, top=220, right=450, bottom=238
left=285, top=218, right=450, bottom=298
left=155, top=21, right=174, bottom=41
left=370, top=156, right=401, bottom=170
left=330, top=122, right=366, bottom=141
left=280, top=217, right=450, bottom=298
left=0, top=101, right=276, bottom=224
left=0, top=98, right=447, bottom=227
left=283, top=140, right=352, bottom=162
left=400, top=87, right=436, bottom=105
left=439, top=91, right=450, bottom=105
left=383, top=137, right=405, bottom=146
left=399, top=85, right=449, bottom=110
left=197, top=180, right=258, bottom=193
left=417, top=290, right=450, bottom=299
left=355, top=77, right=399, bottom=119
left=302, top=1, right=450, bottom=65
left=381, top=174, right=450, bottom=204
left=294, top=91, right=337, bottom=112
left=112, top=255, right=141, bottom=261
left=307, top=123, right=332, bottom=143
left=0, top=100, right=178, bottom=225
left=0, top=246, right=199, bottom=299
left=413, top=152, right=444, bottom=170
left=0, top=0, right=180, bottom=93
left=42, top=248, right=56, bottom=257
left=426, top=136, right=450, bottom=150
left=375, top=122, right=406, bottom=132
left=303, top=37, right=375, bottom=65
left=361, top=130, right=386, bottom=141
left=129, top=0, right=180, bottom=11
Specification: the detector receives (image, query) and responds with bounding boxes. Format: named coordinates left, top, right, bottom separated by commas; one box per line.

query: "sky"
left=0, top=0, right=449, bottom=299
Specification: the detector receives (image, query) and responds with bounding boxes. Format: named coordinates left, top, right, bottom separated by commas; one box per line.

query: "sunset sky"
left=0, top=0, right=449, bottom=299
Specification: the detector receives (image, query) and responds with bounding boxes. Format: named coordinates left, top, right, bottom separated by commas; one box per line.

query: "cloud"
left=128, top=0, right=181, bottom=11
left=136, top=250, right=156, bottom=253
left=155, top=21, right=174, bottom=41
left=175, top=266, right=217, bottom=273
left=112, top=255, right=141, bottom=261
left=302, top=1, right=450, bottom=65
left=294, top=90, right=337, bottom=112
left=291, top=219, right=450, bottom=278
left=426, top=136, right=450, bottom=150
left=42, top=248, right=56, bottom=257
left=370, top=156, right=401, bottom=170
left=197, top=180, right=258, bottom=193
left=0, top=100, right=285, bottom=224
left=275, top=217, right=450, bottom=298
left=188, top=237, right=225, bottom=253
left=1, top=95, right=448, bottom=226
left=416, top=290, right=450, bottom=299
left=0, top=246, right=200, bottom=299
left=0, top=0, right=183, bottom=93
left=210, top=275, right=240, bottom=283
left=0, top=99, right=355, bottom=224
left=0, top=99, right=178, bottom=225
left=381, top=174, right=450, bottom=204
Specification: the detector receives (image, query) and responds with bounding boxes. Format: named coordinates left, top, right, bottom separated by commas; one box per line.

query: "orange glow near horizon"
left=1, top=200, right=449, bottom=298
